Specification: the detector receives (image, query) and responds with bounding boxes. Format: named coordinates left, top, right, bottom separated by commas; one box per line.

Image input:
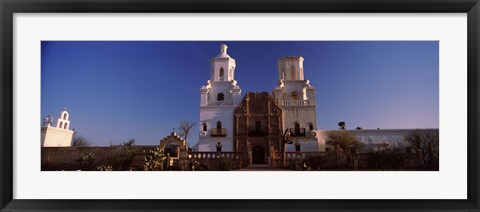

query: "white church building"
left=195, top=44, right=325, bottom=152
left=41, top=108, right=74, bottom=147
left=40, top=44, right=436, bottom=161
left=193, top=44, right=436, bottom=156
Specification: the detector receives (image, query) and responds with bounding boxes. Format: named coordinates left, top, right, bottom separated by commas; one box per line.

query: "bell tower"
left=273, top=56, right=322, bottom=151
left=278, top=56, right=305, bottom=81
left=41, top=107, right=75, bottom=147
left=210, top=44, right=237, bottom=82
left=56, top=107, right=71, bottom=130
left=197, top=44, right=242, bottom=152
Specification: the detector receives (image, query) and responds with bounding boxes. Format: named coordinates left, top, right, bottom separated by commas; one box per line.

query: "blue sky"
left=41, top=41, right=439, bottom=146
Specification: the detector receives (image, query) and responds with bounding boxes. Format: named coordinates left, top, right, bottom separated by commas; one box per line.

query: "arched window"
left=63, top=113, right=67, bottom=120
left=309, top=123, right=314, bottom=131
left=217, top=93, right=225, bottom=101
left=229, top=68, right=233, bottom=79
left=290, top=66, right=296, bottom=80
left=291, top=91, right=298, bottom=100
left=64, top=123, right=68, bottom=129
left=59, top=122, right=63, bottom=129
left=281, top=68, right=286, bottom=80
left=219, top=67, right=224, bottom=80
left=202, top=122, right=207, bottom=131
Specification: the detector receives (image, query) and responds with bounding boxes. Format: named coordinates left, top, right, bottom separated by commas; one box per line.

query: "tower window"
left=63, top=113, right=67, bottom=120
left=217, top=121, right=222, bottom=129
left=64, top=123, right=68, bottom=129
left=291, top=91, right=298, bottom=100
left=309, top=123, right=314, bottom=131
left=202, top=122, right=207, bottom=131
left=59, top=122, right=63, bottom=129
left=219, top=68, right=224, bottom=78
left=217, top=93, right=225, bottom=101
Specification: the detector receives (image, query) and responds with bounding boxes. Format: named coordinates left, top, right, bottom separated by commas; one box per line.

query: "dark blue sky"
left=41, top=41, right=439, bottom=146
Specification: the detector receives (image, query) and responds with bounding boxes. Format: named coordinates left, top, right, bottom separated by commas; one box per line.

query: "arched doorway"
left=164, top=142, right=179, bottom=158
left=252, top=146, right=266, bottom=164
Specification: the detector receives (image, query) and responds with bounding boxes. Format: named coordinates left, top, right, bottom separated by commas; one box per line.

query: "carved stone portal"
left=234, top=92, right=282, bottom=166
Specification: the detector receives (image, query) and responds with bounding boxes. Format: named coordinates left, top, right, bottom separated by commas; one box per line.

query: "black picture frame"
left=1, top=0, right=479, bottom=211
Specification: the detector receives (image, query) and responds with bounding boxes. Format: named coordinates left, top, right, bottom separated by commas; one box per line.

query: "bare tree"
left=177, top=121, right=195, bottom=144
left=405, top=129, right=439, bottom=167
left=122, top=138, right=136, bottom=146
left=71, top=135, right=92, bottom=147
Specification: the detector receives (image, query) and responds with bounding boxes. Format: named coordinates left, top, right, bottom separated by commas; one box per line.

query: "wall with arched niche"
left=159, top=132, right=189, bottom=170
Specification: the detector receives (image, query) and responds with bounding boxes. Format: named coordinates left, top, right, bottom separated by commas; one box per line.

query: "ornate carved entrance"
left=233, top=92, right=283, bottom=166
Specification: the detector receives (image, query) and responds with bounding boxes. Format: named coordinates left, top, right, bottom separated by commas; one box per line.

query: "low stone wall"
left=42, top=147, right=249, bottom=171
left=42, top=147, right=437, bottom=171
left=42, top=146, right=157, bottom=171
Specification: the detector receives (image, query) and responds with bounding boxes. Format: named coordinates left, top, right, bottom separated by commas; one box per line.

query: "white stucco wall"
left=208, top=82, right=236, bottom=103
left=41, top=126, right=74, bottom=147
left=282, top=107, right=317, bottom=131
left=198, top=107, right=236, bottom=151
left=282, top=81, right=307, bottom=99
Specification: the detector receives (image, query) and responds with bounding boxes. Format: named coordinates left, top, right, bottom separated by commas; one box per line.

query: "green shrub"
left=144, top=147, right=166, bottom=171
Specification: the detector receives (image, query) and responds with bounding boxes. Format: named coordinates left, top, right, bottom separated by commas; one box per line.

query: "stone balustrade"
left=188, top=151, right=246, bottom=159
left=280, top=100, right=309, bottom=106
left=207, top=101, right=234, bottom=106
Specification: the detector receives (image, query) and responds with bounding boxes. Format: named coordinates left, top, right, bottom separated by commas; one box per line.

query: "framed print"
left=1, top=0, right=479, bottom=211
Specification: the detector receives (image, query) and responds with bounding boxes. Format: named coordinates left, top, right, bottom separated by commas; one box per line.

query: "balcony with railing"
left=279, top=100, right=309, bottom=106
left=210, top=128, right=227, bottom=137
left=207, top=101, right=234, bottom=106
left=247, top=126, right=269, bottom=137
left=289, top=128, right=306, bottom=137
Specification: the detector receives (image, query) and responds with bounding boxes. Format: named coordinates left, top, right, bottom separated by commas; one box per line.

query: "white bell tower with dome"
left=197, top=44, right=242, bottom=151
left=273, top=56, right=324, bottom=151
